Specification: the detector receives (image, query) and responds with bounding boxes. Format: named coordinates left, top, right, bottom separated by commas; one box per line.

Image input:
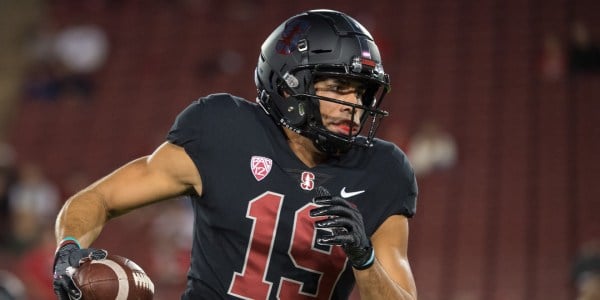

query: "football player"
left=53, top=9, right=418, bottom=299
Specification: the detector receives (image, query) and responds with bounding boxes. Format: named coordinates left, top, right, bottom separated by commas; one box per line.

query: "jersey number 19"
left=228, top=192, right=348, bottom=299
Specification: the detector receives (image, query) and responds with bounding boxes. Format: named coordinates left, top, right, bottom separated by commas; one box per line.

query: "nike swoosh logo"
left=340, top=187, right=365, bottom=198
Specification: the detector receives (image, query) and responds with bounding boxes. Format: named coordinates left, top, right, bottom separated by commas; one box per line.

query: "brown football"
left=72, top=254, right=154, bottom=300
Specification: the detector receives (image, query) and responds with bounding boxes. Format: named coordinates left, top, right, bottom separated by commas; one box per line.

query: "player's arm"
left=353, top=214, right=417, bottom=300
left=55, top=141, right=201, bottom=247
left=311, top=196, right=417, bottom=299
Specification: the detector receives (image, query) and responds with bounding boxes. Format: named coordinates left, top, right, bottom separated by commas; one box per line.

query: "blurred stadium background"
left=0, top=0, right=598, bottom=299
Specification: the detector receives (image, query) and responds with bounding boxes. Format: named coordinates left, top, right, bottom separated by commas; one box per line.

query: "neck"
left=283, top=128, right=327, bottom=168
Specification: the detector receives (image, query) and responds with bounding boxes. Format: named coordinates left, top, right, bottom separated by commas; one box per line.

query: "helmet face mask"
left=255, top=9, right=390, bottom=154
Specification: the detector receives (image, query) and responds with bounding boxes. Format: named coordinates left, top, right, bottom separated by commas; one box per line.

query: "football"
left=71, top=254, right=154, bottom=300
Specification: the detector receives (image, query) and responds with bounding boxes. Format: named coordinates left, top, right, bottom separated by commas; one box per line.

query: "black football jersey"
left=167, top=93, right=417, bottom=300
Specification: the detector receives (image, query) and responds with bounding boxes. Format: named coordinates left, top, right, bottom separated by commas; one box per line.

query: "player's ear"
left=278, top=85, right=292, bottom=98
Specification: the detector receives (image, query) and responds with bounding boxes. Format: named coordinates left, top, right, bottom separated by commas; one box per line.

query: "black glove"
left=53, top=241, right=107, bottom=300
left=310, top=192, right=375, bottom=270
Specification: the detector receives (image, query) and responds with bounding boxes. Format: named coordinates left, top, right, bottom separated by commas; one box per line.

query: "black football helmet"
left=255, top=9, right=390, bottom=154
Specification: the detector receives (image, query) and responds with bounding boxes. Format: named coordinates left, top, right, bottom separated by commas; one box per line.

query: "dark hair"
left=572, top=254, right=600, bottom=283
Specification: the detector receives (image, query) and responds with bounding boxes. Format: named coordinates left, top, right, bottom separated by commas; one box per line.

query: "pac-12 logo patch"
left=250, top=156, right=272, bottom=181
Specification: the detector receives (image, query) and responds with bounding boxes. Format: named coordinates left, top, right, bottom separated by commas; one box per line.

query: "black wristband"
left=56, top=237, right=81, bottom=252
left=352, top=248, right=375, bottom=270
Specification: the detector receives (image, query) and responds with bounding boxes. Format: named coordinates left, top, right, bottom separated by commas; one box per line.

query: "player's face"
left=314, top=78, right=366, bottom=136
left=577, top=275, right=600, bottom=300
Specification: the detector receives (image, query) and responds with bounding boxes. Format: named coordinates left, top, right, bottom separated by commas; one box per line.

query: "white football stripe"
left=91, top=260, right=129, bottom=299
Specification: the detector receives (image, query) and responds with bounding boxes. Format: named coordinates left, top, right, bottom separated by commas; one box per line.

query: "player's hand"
left=310, top=194, right=375, bottom=270
left=53, top=242, right=108, bottom=300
